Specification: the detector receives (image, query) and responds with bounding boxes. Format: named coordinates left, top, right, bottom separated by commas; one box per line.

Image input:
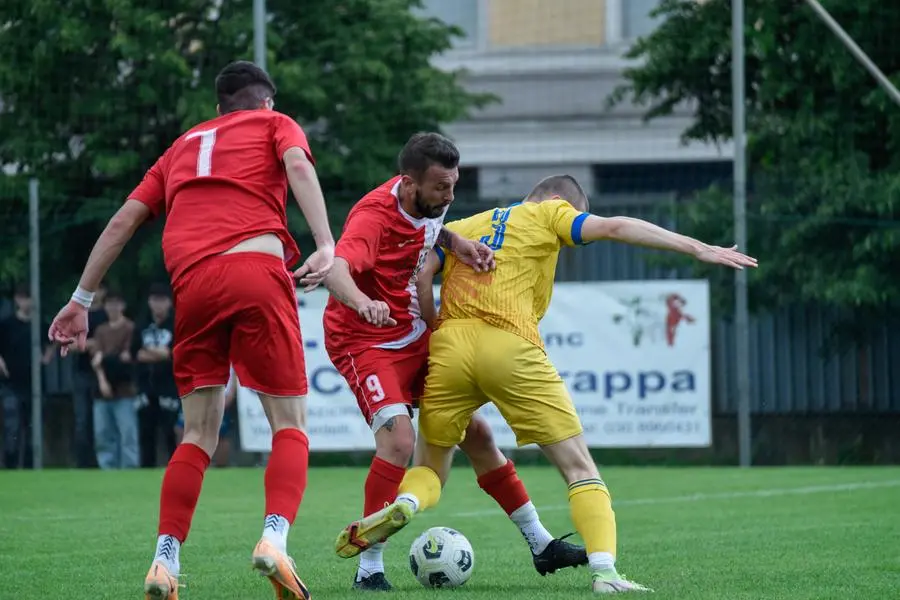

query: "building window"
left=488, top=0, right=606, bottom=49
left=455, top=166, right=480, bottom=201
left=416, top=0, right=480, bottom=48
left=622, top=0, right=662, bottom=39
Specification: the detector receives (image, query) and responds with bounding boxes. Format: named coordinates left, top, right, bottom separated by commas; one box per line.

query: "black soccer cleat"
left=533, top=533, right=589, bottom=576
left=352, top=572, right=393, bottom=591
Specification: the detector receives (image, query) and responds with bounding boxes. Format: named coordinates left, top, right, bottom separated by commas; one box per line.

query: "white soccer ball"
left=408, top=526, right=475, bottom=588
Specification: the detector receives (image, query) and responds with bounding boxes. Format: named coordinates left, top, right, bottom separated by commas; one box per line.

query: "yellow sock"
left=568, top=478, right=617, bottom=558
left=397, top=466, right=442, bottom=512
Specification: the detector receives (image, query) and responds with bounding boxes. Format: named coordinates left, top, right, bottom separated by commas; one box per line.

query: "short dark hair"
left=215, top=61, right=276, bottom=114
left=105, top=289, right=125, bottom=303
left=526, top=175, right=590, bottom=212
left=397, top=132, right=460, bottom=179
left=13, top=283, right=30, bottom=298
left=147, top=282, right=171, bottom=299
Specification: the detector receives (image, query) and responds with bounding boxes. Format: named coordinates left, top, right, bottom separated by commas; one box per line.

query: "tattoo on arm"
left=437, top=227, right=455, bottom=252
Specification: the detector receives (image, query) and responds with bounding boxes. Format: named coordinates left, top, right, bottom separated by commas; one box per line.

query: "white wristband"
left=71, top=286, right=95, bottom=308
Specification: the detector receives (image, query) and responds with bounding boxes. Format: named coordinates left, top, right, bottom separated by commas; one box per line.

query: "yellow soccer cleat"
left=592, top=569, right=653, bottom=594
left=334, top=501, right=414, bottom=558
left=144, top=561, right=180, bottom=600
left=252, top=538, right=311, bottom=600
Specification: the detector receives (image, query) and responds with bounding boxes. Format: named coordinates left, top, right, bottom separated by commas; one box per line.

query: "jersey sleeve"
left=335, top=206, right=383, bottom=275
left=272, top=113, right=315, bottom=164
left=542, top=199, right=590, bottom=247
left=128, top=154, right=168, bottom=218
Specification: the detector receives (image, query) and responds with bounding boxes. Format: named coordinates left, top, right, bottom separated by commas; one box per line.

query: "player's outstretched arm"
left=48, top=200, right=151, bottom=355
left=79, top=200, right=152, bottom=291
left=580, top=215, right=758, bottom=270
left=415, top=250, right=442, bottom=329
left=284, top=147, right=336, bottom=290
left=324, top=258, right=396, bottom=327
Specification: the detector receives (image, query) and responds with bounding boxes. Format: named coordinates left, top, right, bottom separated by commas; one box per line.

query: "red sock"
left=477, top=459, right=531, bottom=516
left=364, top=456, right=406, bottom=516
left=158, top=443, right=211, bottom=542
left=264, top=428, right=310, bottom=523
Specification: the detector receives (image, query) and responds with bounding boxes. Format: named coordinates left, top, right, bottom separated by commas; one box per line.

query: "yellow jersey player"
left=336, top=175, right=757, bottom=594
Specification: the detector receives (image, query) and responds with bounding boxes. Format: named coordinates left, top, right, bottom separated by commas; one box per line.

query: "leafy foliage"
left=0, top=0, right=491, bottom=305
left=608, top=0, right=900, bottom=323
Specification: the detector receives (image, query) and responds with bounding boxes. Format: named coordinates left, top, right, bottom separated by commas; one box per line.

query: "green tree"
left=608, top=0, right=900, bottom=325
left=0, top=0, right=490, bottom=305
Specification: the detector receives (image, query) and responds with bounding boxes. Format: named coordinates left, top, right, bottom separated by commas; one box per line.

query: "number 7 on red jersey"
left=185, top=128, right=218, bottom=177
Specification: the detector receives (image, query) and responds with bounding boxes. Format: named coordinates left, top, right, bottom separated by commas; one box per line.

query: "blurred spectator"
left=70, top=281, right=107, bottom=468
left=132, top=282, right=178, bottom=467
left=174, top=366, right=236, bottom=467
left=0, top=296, right=12, bottom=320
left=91, top=290, right=139, bottom=469
left=0, top=284, right=53, bottom=469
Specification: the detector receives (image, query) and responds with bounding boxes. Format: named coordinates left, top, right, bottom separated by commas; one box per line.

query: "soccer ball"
left=408, top=527, right=475, bottom=588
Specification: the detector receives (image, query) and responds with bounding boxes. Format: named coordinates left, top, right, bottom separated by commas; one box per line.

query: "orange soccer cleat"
left=252, top=538, right=311, bottom=600
left=144, top=561, right=180, bottom=600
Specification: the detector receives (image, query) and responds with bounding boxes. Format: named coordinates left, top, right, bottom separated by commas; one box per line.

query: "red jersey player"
left=48, top=62, right=331, bottom=600
left=322, top=133, right=587, bottom=591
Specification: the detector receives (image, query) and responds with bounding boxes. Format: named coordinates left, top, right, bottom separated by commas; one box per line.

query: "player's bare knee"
left=374, top=415, right=415, bottom=466
left=181, top=387, right=225, bottom=456
left=181, top=428, right=219, bottom=457
left=259, top=393, right=307, bottom=433
left=180, top=411, right=222, bottom=454
left=462, top=416, right=495, bottom=451
left=459, top=417, right=507, bottom=475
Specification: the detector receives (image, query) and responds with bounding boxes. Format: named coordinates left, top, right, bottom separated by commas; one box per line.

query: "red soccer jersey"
left=128, top=110, right=313, bottom=283
left=323, top=176, right=446, bottom=353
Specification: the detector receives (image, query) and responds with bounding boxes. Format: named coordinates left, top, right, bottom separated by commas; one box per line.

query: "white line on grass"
left=449, top=479, right=900, bottom=518
left=8, top=478, right=900, bottom=524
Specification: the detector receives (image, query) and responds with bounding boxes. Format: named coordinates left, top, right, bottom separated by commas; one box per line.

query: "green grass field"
left=2, top=466, right=899, bottom=599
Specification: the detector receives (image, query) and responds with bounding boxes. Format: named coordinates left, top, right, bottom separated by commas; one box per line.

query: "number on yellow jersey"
left=479, top=207, right=513, bottom=250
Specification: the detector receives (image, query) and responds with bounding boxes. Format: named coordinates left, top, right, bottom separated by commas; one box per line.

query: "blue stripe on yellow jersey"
left=437, top=198, right=589, bottom=348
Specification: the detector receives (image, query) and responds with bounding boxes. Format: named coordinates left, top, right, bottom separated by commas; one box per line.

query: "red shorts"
left=171, top=252, right=307, bottom=398
left=328, top=332, right=430, bottom=426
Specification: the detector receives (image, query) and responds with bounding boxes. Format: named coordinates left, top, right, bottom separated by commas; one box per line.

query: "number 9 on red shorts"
left=328, top=332, right=430, bottom=431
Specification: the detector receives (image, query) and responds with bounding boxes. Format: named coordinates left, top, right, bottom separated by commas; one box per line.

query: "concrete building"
left=418, top=0, right=734, bottom=203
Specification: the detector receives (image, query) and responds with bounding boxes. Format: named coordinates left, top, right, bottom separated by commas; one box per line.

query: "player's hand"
left=694, top=244, right=758, bottom=270
left=48, top=301, right=89, bottom=357
left=356, top=299, right=397, bottom=327
left=294, top=244, right=335, bottom=292
left=452, top=238, right=495, bottom=273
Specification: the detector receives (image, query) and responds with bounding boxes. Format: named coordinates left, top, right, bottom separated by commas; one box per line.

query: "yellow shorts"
left=419, top=319, right=582, bottom=448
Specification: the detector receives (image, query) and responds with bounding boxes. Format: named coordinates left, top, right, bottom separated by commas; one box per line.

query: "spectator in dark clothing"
left=91, top=290, right=139, bottom=469
left=0, top=284, right=53, bottom=469
left=69, top=282, right=107, bottom=468
left=132, top=282, right=179, bottom=467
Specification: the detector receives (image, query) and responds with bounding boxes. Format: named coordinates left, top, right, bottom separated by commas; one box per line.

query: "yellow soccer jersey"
left=435, top=199, right=589, bottom=348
